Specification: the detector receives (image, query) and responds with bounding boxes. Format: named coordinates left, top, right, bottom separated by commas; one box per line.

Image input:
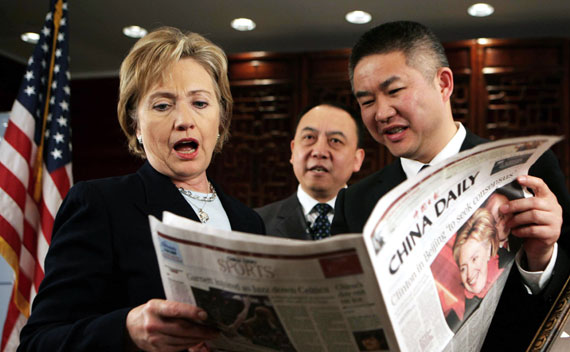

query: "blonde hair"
left=117, top=26, right=232, bottom=158
left=453, top=208, right=499, bottom=264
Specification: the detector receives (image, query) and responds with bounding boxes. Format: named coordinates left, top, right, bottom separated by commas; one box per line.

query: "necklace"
left=177, top=182, right=217, bottom=223
left=177, top=183, right=217, bottom=202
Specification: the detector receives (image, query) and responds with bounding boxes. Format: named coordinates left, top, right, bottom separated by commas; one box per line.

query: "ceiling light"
left=231, top=18, right=256, bottom=31
left=468, top=3, right=494, bottom=17
left=123, top=25, right=147, bottom=38
left=21, top=32, right=40, bottom=44
left=345, top=10, right=372, bottom=24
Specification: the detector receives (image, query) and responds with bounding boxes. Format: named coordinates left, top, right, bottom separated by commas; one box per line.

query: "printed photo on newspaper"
left=149, top=135, right=562, bottom=352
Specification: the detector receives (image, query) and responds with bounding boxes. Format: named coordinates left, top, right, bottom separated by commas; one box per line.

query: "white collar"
left=401, top=122, right=466, bottom=179
left=296, top=185, right=336, bottom=216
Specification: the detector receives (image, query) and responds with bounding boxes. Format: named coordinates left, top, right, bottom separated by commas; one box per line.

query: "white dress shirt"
left=296, top=185, right=336, bottom=228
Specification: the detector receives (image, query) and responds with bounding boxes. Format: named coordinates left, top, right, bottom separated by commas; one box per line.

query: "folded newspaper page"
left=150, top=135, right=562, bottom=352
left=150, top=215, right=385, bottom=352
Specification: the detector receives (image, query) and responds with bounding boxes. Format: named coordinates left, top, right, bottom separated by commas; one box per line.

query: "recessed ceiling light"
left=231, top=18, right=256, bottom=31
left=123, top=25, right=147, bottom=38
left=468, top=3, right=494, bottom=17
left=345, top=10, right=372, bottom=24
left=21, top=32, right=40, bottom=44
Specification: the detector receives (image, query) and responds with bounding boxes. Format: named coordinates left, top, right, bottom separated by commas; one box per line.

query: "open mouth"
left=384, top=126, right=408, bottom=135
left=308, top=166, right=328, bottom=173
left=174, top=139, right=199, bottom=154
left=467, top=273, right=478, bottom=287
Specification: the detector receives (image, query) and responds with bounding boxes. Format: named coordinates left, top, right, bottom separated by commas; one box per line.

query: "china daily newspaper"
left=150, top=135, right=562, bottom=352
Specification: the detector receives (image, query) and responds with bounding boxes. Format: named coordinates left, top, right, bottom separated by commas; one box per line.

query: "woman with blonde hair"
left=453, top=207, right=501, bottom=295
left=445, top=207, right=504, bottom=332
left=19, top=27, right=264, bottom=351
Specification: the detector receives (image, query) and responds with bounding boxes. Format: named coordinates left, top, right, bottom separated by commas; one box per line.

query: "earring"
left=137, top=135, right=143, bottom=144
left=216, top=133, right=220, bottom=140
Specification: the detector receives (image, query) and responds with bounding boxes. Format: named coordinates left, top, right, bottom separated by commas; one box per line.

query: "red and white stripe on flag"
left=0, top=1, right=71, bottom=350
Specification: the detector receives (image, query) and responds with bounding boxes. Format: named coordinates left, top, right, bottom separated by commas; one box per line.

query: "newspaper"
left=150, top=135, right=562, bottom=352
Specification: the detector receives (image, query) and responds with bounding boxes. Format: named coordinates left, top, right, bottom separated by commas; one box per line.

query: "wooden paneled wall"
left=210, top=39, right=570, bottom=207
left=2, top=39, right=567, bottom=208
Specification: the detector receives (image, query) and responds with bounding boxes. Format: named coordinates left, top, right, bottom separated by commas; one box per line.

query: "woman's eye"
left=153, top=103, right=170, bottom=111
left=194, top=101, right=208, bottom=109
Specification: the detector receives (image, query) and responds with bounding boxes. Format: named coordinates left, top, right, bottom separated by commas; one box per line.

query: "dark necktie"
left=310, top=203, right=332, bottom=240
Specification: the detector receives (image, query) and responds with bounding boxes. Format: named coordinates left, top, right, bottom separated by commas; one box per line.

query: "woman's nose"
left=175, top=106, right=196, bottom=130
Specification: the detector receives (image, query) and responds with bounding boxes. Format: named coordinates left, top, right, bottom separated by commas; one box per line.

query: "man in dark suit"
left=256, top=103, right=365, bottom=240
left=331, top=21, right=570, bottom=351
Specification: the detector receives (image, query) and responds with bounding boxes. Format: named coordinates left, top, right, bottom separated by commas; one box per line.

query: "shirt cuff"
left=515, top=242, right=558, bottom=295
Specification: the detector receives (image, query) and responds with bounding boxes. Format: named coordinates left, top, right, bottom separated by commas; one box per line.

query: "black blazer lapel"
left=212, top=180, right=265, bottom=234
left=275, top=194, right=310, bottom=240
left=461, top=129, right=488, bottom=151
left=213, top=180, right=246, bottom=231
left=136, top=162, right=200, bottom=222
left=334, top=160, right=407, bottom=234
left=372, top=159, right=407, bottom=199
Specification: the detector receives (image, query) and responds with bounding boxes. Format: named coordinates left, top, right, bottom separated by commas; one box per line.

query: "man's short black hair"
left=294, top=102, right=365, bottom=148
left=349, top=21, right=449, bottom=85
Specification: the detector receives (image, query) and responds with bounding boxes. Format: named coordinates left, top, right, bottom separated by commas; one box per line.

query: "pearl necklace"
left=177, top=182, right=217, bottom=223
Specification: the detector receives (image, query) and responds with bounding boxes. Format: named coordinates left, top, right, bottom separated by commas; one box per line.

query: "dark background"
left=1, top=38, right=569, bottom=208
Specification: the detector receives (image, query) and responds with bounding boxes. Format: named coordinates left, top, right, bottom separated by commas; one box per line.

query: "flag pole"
left=0, top=0, right=72, bottom=349
left=33, top=0, right=64, bottom=202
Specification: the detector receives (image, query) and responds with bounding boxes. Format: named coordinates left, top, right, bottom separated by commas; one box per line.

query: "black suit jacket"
left=255, top=193, right=312, bottom=240
left=18, top=162, right=265, bottom=351
left=332, top=130, right=570, bottom=351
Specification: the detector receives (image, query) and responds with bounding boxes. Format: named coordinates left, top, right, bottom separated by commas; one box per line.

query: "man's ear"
left=289, top=140, right=295, bottom=164
left=353, top=148, right=365, bottom=172
left=437, top=67, right=454, bottom=103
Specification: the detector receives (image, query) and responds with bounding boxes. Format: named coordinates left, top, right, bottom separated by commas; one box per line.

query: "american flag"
left=0, top=0, right=71, bottom=350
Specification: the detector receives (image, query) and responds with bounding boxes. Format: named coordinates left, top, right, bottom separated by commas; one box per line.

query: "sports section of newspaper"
left=151, top=214, right=388, bottom=352
left=150, top=135, right=562, bottom=352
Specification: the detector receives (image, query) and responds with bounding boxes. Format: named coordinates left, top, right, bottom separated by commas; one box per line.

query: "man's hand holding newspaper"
left=505, top=175, right=562, bottom=271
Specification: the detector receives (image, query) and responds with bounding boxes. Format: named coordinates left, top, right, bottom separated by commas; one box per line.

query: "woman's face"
left=458, top=238, right=490, bottom=294
left=136, top=58, right=220, bottom=185
left=485, top=193, right=512, bottom=242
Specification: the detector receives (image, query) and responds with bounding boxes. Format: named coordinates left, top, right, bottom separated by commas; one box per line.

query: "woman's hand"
left=126, top=299, right=219, bottom=352
left=501, top=175, right=563, bottom=271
